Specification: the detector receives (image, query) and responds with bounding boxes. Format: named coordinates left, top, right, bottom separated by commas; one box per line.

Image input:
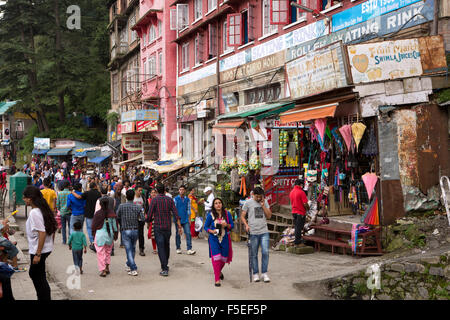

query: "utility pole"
left=431, top=0, right=440, bottom=35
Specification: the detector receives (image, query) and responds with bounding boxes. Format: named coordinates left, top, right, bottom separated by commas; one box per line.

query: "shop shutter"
left=270, top=0, right=290, bottom=25
left=227, top=13, right=242, bottom=47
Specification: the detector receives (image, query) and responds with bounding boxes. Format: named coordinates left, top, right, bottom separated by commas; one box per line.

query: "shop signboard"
left=265, top=175, right=297, bottom=206
left=120, top=121, right=135, bottom=134
left=142, top=132, right=158, bottom=161
left=121, top=109, right=159, bottom=123
left=286, top=0, right=434, bottom=62
left=136, top=120, right=158, bottom=132
left=222, top=93, right=239, bottom=112
left=122, top=133, right=142, bottom=153
left=331, top=0, right=421, bottom=32
left=286, top=42, right=351, bottom=100
left=348, top=38, right=423, bottom=84
left=197, top=100, right=209, bottom=118
left=55, top=139, right=75, bottom=148
left=34, top=137, right=50, bottom=150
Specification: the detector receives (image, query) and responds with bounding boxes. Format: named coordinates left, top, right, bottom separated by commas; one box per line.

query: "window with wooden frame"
left=148, top=54, right=156, bottom=78
left=263, top=0, right=278, bottom=35
left=194, top=32, right=204, bottom=65
left=208, top=0, right=217, bottom=12
left=290, top=0, right=308, bottom=24
left=158, top=51, right=163, bottom=75
left=194, top=0, right=202, bottom=21
left=177, top=4, right=189, bottom=30
left=270, top=0, right=289, bottom=24
left=143, top=59, right=148, bottom=81
left=226, top=4, right=254, bottom=47
left=208, top=23, right=217, bottom=59
left=226, top=13, right=241, bottom=47
left=170, top=9, right=178, bottom=30
left=222, top=20, right=230, bottom=53
left=157, top=19, right=162, bottom=37
left=149, top=24, right=156, bottom=43
left=181, top=42, right=189, bottom=71
left=112, top=74, right=119, bottom=102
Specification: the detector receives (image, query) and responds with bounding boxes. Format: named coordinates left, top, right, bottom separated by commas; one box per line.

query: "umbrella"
left=339, top=124, right=353, bottom=153
left=352, top=122, right=367, bottom=151
left=247, top=234, right=253, bottom=282
left=361, top=195, right=380, bottom=225
left=362, top=172, right=378, bottom=200
left=315, top=118, right=327, bottom=151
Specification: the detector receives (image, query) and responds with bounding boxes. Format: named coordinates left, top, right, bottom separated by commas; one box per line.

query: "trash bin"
left=9, top=172, right=32, bottom=206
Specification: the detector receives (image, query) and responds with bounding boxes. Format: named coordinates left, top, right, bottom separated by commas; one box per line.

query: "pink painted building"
left=132, top=0, right=178, bottom=159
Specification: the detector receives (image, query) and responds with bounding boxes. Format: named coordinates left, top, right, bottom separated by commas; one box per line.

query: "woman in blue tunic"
left=204, top=198, right=234, bottom=287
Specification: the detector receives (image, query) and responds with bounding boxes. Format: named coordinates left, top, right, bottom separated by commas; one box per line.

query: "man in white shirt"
left=199, top=186, right=215, bottom=214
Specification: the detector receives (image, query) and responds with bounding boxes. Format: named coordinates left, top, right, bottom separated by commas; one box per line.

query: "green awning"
left=217, top=102, right=294, bottom=120
left=255, top=103, right=297, bottom=120
left=0, top=101, right=19, bottom=116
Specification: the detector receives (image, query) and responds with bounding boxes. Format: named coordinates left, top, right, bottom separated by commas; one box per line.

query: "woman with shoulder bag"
left=92, top=198, right=118, bottom=277
left=23, top=185, right=58, bottom=300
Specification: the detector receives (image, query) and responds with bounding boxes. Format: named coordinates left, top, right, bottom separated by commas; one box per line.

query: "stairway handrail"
left=161, top=158, right=204, bottom=185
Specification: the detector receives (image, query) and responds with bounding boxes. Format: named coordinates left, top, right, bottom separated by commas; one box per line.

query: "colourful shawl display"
left=361, top=195, right=380, bottom=226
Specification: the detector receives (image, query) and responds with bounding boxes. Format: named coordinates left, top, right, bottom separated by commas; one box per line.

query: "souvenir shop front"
left=256, top=94, right=382, bottom=224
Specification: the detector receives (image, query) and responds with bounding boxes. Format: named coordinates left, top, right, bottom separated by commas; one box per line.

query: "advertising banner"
left=34, top=137, right=50, bottom=150
left=331, top=0, right=421, bottom=32
left=120, top=121, right=135, bottom=134
left=286, top=42, right=350, bottom=100
left=121, top=109, right=159, bottom=123
left=136, top=120, right=158, bottom=132
left=348, top=38, right=422, bottom=83
left=122, top=133, right=142, bottom=153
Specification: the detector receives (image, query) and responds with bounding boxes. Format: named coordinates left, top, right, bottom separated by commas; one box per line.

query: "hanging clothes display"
left=361, top=124, right=378, bottom=156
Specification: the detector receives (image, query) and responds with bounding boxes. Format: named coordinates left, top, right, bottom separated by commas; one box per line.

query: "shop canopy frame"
left=279, top=94, right=357, bottom=123
left=46, top=148, right=72, bottom=156
left=88, top=154, right=112, bottom=164
left=32, top=149, right=49, bottom=155
left=216, top=101, right=295, bottom=121
left=117, top=153, right=144, bottom=165
left=212, top=120, right=245, bottom=135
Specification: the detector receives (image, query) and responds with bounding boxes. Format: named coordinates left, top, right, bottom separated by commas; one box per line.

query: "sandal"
left=215, top=282, right=221, bottom=287
left=99, top=271, right=107, bottom=277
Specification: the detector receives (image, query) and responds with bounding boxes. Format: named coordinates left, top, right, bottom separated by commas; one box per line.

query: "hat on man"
left=203, top=186, right=213, bottom=193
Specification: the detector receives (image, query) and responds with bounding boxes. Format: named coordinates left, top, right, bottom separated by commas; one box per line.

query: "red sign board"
left=265, top=175, right=297, bottom=206
left=136, top=120, right=158, bottom=132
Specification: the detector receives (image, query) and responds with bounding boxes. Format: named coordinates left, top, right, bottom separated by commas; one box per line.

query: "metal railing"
left=161, top=158, right=206, bottom=185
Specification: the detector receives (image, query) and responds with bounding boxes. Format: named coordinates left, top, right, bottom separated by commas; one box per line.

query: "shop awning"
left=0, top=101, right=19, bottom=116
left=117, top=153, right=144, bottom=165
left=255, top=103, right=298, bottom=121
left=32, top=149, right=49, bottom=155
left=88, top=155, right=111, bottom=164
left=212, top=120, right=245, bottom=135
left=143, top=158, right=193, bottom=174
left=74, top=151, right=88, bottom=157
left=47, top=148, right=72, bottom=156
left=280, top=103, right=338, bottom=123
left=217, top=102, right=294, bottom=120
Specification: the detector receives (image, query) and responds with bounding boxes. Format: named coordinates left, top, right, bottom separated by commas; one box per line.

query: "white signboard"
left=347, top=38, right=423, bottom=84
left=286, top=42, right=349, bottom=100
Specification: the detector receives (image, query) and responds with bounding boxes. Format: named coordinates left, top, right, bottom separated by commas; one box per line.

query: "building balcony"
left=110, top=42, right=129, bottom=61
left=107, top=13, right=128, bottom=31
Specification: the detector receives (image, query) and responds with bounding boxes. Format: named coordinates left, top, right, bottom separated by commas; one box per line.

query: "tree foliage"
left=0, top=0, right=110, bottom=144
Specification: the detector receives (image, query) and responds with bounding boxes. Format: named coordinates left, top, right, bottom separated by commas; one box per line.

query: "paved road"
left=12, top=206, right=381, bottom=300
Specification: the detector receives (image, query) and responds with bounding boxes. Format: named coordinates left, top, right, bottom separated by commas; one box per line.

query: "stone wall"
left=326, top=251, right=450, bottom=300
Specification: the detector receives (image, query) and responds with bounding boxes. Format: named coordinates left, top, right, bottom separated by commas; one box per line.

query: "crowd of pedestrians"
left=0, top=157, right=278, bottom=300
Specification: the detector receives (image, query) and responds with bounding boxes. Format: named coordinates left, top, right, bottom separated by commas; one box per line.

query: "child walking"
left=68, top=222, right=87, bottom=274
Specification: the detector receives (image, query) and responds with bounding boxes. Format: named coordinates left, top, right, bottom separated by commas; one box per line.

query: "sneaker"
left=128, top=270, right=138, bottom=276
left=262, top=273, right=270, bottom=283
left=176, top=249, right=182, bottom=254
left=253, top=274, right=260, bottom=282
left=187, top=249, right=196, bottom=255
left=160, top=270, right=169, bottom=277
left=125, top=265, right=131, bottom=272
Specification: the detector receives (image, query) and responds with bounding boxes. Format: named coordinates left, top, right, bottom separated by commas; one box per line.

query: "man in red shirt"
left=289, top=179, right=309, bottom=246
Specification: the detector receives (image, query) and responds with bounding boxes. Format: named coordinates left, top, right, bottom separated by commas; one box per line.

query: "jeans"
left=293, top=214, right=306, bottom=245
left=154, top=227, right=171, bottom=271
left=29, top=252, right=51, bottom=300
left=72, top=250, right=83, bottom=269
left=249, top=233, right=270, bottom=275
left=138, top=221, right=145, bottom=250
left=175, top=222, right=192, bottom=250
left=61, top=214, right=71, bottom=244
left=85, top=218, right=94, bottom=244
left=70, top=215, right=84, bottom=234
left=122, top=229, right=139, bottom=271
